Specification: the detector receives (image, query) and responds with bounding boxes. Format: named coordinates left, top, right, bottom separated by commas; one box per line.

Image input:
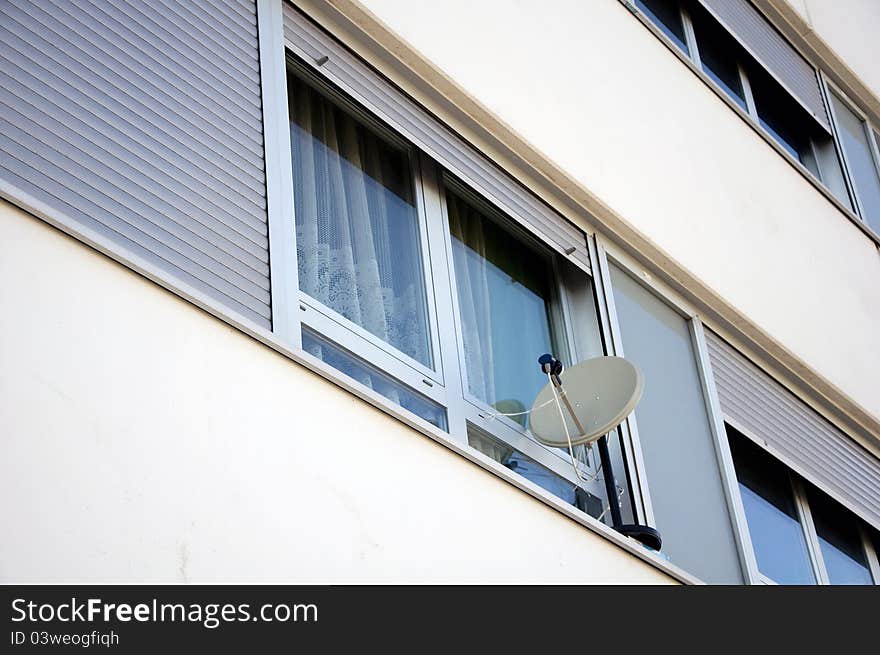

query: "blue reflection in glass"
left=729, top=431, right=815, bottom=584
left=807, top=488, right=873, bottom=585
left=636, top=0, right=689, bottom=55
left=303, top=329, right=447, bottom=430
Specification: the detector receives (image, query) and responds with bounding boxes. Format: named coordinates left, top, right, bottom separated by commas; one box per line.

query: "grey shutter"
left=282, top=5, right=591, bottom=274
left=697, top=0, right=831, bottom=132
left=0, top=0, right=271, bottom=328
left=705, top=330, right=880, bottom=531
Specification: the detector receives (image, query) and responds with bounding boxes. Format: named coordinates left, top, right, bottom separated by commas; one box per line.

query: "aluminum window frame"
left=723, top=421, right=880, bottom=585
left=599, top=242, right=761, bottom=580
left=285, top=56, right=446, bottom=389
left=436, top=170, right=610, bottom=505
left=625, top=0, right=880, bottom=246
left=592, top=237, right=657, bottom=527
left=822, top=76, right=880, bottom=233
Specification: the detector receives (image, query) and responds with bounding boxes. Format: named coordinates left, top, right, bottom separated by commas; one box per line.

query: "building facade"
left=1, top=0, right=879, bottom=584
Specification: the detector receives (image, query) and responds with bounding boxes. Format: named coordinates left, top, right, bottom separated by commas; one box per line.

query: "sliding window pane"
left=303, top=329, right=447, bottom=430
left=636, top=0, right=689, bottom=54
left=447, top=188, right=558, bottom=427
left=806, top=487, right=873, bottom=585
left=468, top=430, right=603, bottom=517
left=831, top=93, right=880, bottom=232
left=749, top=66, right=819, bottom=175
left=611, top=265, right=742, bottom=583
left=728, top=430, right=815, bottom=584
left=691, top=8, right=747, bottom=111
left=288, top=69, right=432, bottom=367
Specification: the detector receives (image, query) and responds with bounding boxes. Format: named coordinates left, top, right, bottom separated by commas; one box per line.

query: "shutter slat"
left=0, top=0, right=270, bottom=328
left=282, top=5, right=592, bottom=274
left=0, top=36, right=267, bottom=214
left=0, top=4, right=265, bottom=183
left=10, top=0, right=265, bottom=161
left=697, top=0, right=831, bottom=132
left=0, top=128, right=271, bottom=301
left=0, top=75, right=268, bottom=252
left=74, top=0, right=263, bottom=118
left=706, top=331, right=880, bottom=530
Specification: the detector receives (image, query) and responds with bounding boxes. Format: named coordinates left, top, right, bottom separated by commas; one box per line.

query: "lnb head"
left=538, top=353, right=564, bottom=377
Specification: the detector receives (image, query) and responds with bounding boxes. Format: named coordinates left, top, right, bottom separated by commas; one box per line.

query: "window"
left=288, top=65, right=435, bottom=370
left=807, top=487, right=874, bottom=585
left=302, top=329, right=447, bottom=430
left=728, top=426, right=879, bottom=585
left=284, top=50, right=633, bottom=529
left=469, top=428, right=603, bottom=517
left=446, top=184, right=562, bottom=427
left=636, top=0, right=689, bottom=54
left=441, top=179, right=626, bottom=523
left=690, top=5, right=747, bottom=112
left=829, top=90, right=880, bottom=233
left=633, top=0, right=852, bottom=211
left=728, top=430, right=815, bottom=584
left=609, top=262, right=743, bottom=584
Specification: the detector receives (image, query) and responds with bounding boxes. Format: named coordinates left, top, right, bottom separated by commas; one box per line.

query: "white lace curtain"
left=288, top=73, right=430, bottom=366
left=446, top=193, right=497, bottom=405
left=447, top=191, right=559, bottom=430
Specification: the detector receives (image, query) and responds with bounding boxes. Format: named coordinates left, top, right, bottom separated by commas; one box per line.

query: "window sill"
left=622, top=0, right=880, bottom=250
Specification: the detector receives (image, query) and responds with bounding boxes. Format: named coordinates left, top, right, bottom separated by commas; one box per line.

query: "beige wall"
left=0, top=202, right=674, bottom=584
left=783, top=0, right=880, bottom=100
left=357, top=0, right=880, bottom=422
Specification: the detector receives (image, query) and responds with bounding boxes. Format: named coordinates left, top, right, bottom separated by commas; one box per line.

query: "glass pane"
left=728, top=430, right=816, bottom=584
left=749, top=66, right=819, bottom=174
left=610, top=264, right=743, bottom=583
left=468, top=430, right=603, bottom=517
left=303, top=329, right=447, bottom=430
left=288, top=68, right=432, bottom=367
left=691, top=8, right=747, bottom=111
left=447, top=188, right=558, bottom=428
left=813, top=133, right=854, bottom=210
left=831, top=93, right=880, bottom=232
left=636, top=0, right=689, bottom=54
left=806, top=487, right=873, bottom=585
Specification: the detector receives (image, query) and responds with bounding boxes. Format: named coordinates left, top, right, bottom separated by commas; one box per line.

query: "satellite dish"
left=529, top=356, right=644, bottom=448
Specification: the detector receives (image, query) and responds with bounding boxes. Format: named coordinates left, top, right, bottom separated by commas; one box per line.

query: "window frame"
left=627, top=0, right=880, bottom=246
left=286, top=57, right=446, bottom=393
left=724, top=421, right=880, bottom=585
left=434, top=168, right=614, bottom=507
left=823, top=77, right=880, bottom=232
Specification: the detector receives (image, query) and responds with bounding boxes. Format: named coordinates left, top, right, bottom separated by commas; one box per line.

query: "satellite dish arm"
left=535, top=355, right=662, bottom=551
left=537, top=354, right=627, bottom=536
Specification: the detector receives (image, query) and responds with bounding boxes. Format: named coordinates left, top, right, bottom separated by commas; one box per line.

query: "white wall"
left=784, top=0, right=880, bottom=101
left=0, top=202, right=675, bottom=584
left=356, top=0, right=880, bottom=422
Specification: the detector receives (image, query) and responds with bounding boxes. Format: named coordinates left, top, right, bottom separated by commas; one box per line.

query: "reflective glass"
left=303, top=329, right=447, bottom=430
left=691, top=9, right=747, bottom=111
left=831, top=93, right=880, bottom=232
left=749, top=66, right=817, bottom=173
left=447, top=188, right=559, bottom=429
left=728, top=430, right=816, bottom=584
left=807, top=487, right=873, bottom=585
left=636, top=0, right=689, bottom=54
left=468, top=431, right=602, bottom=517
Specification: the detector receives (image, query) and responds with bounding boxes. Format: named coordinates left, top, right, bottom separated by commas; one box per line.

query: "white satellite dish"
left=529, top=356, right=644, bottom=448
